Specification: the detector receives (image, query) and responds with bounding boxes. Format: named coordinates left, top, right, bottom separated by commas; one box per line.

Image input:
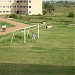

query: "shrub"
left=38, top=13, right=42, bottom=16
left=68, top=12, right=74, bottom=17
left=9, top=14, right=23, bottom=19
left=43, top=10, right=47, bottom=15
left=17, top=14, right=23, bottom=19
left=9, top=14, right=17, bottom=19
left=5, top=15, right=9, bottom=18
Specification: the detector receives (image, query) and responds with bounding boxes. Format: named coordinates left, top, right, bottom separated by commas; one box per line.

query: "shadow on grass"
left=0, top=63, right=74, bottom=75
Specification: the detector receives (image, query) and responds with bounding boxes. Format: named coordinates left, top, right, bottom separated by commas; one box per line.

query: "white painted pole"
left=11, top=31, right=16, bottom=43
left=38, top=24, right=39, bottom=39
left=27, top=28, right=30, bottom=37
left=24, top=28, right=26, bottom=43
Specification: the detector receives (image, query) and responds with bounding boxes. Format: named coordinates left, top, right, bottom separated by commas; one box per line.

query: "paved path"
left=0, top=18, right=29, bottom=35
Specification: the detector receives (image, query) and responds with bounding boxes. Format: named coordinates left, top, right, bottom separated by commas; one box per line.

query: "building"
left=0, top=0, right=42, bottom=15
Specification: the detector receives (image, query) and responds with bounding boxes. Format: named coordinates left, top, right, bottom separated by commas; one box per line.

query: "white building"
left=0, top=0, right=42, bottom=15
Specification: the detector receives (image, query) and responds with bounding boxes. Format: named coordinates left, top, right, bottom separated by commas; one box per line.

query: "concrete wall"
left=0, top=0, right=17, bottom=14
left=28, top=0, right=42, bottom=15
left=0, top=0, right=42, bottom=15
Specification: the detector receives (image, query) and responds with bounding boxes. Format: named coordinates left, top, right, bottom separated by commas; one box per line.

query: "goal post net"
left=11, top=24, right=40, bottom=43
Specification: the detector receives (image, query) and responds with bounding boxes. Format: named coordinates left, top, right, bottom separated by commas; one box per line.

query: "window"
left=29, top=0, right=31, bottom=3
left=23, top=1, right=26, bottom=3
left=17, top=1, right=19, bottom=3
left=20, top=1, right=22, bottom=3
left=0, top=11, right=2, bottom=13
left=26, top=6, right=28, bottom=8
left=13, top=6, right=16, bottom=8
left=20, top=6, right=22, bottom=8
left=17, top=6, right=19, bottom=8
left=10, top=11, right=13, bottom=12
left=10, top=11, right=16, bottom=13
left=29, top=6, right=31, bottom=8
left=6, top=6, right=9, bottom=8
left=6, top=11, right=9, bottom=13
left=3, top=11, right=5, bottom=13
left=22, top=6, right=28, bottom=8
left=29, top=11, right=31, bottom=14
left=23, top=6, right=25, bottom=8
left=3, top=6, right=5, bottom=8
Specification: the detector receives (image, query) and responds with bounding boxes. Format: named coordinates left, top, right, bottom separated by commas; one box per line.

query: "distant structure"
left=0, top=0, right=42, bottom=15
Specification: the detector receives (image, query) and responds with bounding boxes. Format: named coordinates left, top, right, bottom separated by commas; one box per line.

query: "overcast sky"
left=43, top=0, right=75, bottom=1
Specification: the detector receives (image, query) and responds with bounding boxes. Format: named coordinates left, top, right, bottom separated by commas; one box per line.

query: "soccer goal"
left=11, top=24, right=40, bottom=43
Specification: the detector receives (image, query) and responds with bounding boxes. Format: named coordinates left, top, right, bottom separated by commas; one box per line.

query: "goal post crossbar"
left=11, top=24, right=40, bottom=43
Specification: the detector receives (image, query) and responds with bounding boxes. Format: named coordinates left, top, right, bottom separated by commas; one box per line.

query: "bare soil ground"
left=0, top=17, right=29, bottom=35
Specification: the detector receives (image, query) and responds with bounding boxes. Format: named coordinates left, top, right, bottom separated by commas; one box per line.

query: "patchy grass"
left=0, top=14, right=75, bottom=75
left=0, top=21, right=15, bottom=28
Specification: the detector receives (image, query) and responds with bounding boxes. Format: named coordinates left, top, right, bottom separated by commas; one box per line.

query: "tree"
left=47, top=3, right=55, bottom=14
left=43, top=2, right=55, bottom=16
left=44, top=2, right=49, bottom=8
left=43, top=9, right=47, bottom=15
left=64, top=1, right=69, bottom=7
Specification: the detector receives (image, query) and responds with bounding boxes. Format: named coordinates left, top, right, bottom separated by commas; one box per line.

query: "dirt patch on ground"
left=0, top=18, right=29, bottom=35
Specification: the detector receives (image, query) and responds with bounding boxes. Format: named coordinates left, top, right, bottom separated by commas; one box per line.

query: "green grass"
left=0, top=63, right=74, bottom=75
left=0, top=21, right=15, bottom=28
left=0, top=14, right=75, bottom=75
left=55, top=7, right=75, bottom=13
left=10, top=12, right=75, bottom=26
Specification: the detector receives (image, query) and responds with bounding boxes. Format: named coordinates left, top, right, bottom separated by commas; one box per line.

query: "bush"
left=17, top=14, right=23, bottom=19
left=9, top=14, right=23, bottom=19
left=9, top=14, right=17, bottom=19
left=68, top=12, right=74, bottom=17
left=43, top=10, right=47, bottom=15
left=38, top=14, right=42, bottom=16
left=5, top=15, right=9, bottom=18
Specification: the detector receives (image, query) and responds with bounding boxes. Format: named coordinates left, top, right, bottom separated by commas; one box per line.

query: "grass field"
left=0, top=21, right=15, bottom=28
left=55, top=7, right=75, bottom=13
left=0, top=13, right=75, bottom=75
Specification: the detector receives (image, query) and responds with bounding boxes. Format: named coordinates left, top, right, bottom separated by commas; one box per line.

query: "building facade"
left=0, top=0, right=42, bottom=15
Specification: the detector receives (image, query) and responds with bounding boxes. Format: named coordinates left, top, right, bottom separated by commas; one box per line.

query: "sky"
left=43, top=0, right=75, bottom=1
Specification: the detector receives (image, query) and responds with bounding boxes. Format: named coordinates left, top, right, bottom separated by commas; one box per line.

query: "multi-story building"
left=0, top=0, right=42, bottom=15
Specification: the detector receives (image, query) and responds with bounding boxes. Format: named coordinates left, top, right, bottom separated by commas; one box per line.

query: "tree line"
left=42, top=1, right=75, bottom=17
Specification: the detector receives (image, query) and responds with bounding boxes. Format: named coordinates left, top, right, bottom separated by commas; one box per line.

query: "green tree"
left=64, top=1, right=69, bottom=7
left=47, top=3, right=55, bottom=14
left=43, top=9, right=47, bottom=15
left=43, top=2, right=55, bottom=16
left=43, top=2, right=49, bottom=9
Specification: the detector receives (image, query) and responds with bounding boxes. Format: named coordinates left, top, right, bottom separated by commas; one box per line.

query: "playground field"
left=0, top=13, right=75, bottom=75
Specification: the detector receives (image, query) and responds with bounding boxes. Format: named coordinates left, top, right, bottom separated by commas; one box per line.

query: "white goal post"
left=11, top=24, right=40, bottom=43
